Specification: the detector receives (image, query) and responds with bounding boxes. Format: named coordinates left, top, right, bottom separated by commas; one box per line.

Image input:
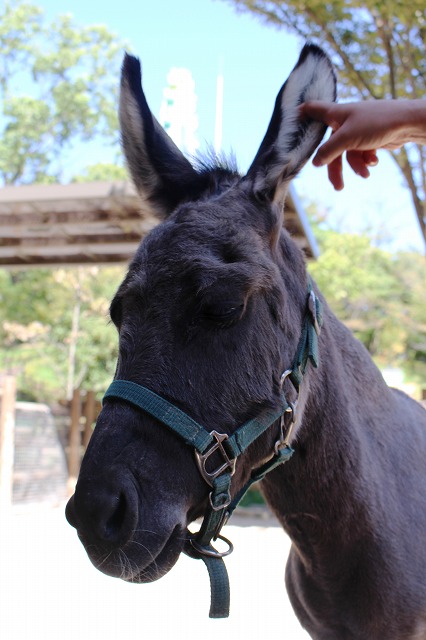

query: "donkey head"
left=66, top=44, right=336, bottom=585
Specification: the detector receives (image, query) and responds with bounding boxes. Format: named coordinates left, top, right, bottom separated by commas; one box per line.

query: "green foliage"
left=390, top=251, right=426, bottom=381
left=308, top=217, right=426, bottom=383
left=72, top=163, right=128, bottom=183
left=221, top=0, right=426, bottom=243
left=0, top=0, right=126, bottom=185
left=0, top=267, right=124, bottom=402
left=239, top=484, right=265, bottom=507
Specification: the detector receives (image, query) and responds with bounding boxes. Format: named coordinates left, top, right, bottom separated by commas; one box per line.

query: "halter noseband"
left=102, top=284, right=322, bottom=618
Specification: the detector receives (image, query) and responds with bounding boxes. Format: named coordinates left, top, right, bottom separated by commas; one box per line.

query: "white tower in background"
left=159, top=68, right=199, bottom=156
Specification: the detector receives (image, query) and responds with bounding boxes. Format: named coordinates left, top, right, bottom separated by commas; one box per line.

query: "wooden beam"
left=0, top=241, right=141, bottom=259
left=0, top=181, right=317, bottom=266
left=0, top=219, right=156, bottom=239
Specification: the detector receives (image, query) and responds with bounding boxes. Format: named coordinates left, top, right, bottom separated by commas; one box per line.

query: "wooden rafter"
left=0, top=181, right=318, bottom=267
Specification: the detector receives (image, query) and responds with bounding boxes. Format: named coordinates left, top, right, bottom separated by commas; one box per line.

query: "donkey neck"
left=263, top=304, right=395, bottom=542
left=261, top=302, right=426, bottom=638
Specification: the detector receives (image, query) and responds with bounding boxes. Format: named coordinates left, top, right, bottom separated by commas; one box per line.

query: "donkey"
left=66, top=44, right=426, bottom=639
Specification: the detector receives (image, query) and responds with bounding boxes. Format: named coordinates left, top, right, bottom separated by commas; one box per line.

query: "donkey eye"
left=200, top=301, right=244, bottom=327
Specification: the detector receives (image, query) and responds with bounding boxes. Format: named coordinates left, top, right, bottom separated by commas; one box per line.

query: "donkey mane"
left=192, top=147, right=239, bottom=177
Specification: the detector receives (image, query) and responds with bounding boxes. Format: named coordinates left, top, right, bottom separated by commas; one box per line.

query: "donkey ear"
left=246, top=43, right=336, bottom=205
left=119, top=54, right=199, bottom=218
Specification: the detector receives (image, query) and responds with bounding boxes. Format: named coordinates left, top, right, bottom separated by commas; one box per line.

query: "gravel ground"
left=0, top=505, right=311, bottom=640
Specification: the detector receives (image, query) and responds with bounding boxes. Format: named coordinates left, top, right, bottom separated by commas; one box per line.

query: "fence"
left=0, top=377, right=103, bottom=503
left=66, top=389, right=101, bottom=493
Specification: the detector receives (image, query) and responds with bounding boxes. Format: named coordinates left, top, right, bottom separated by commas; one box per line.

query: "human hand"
left=300, top=99, right=426, bottom=190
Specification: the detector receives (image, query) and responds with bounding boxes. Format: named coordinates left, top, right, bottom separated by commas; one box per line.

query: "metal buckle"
left=209, top=491, right=231, bottom=512
left=195, top=431, right=236, bottom=488
left=275, top=402, right=297, bottom=453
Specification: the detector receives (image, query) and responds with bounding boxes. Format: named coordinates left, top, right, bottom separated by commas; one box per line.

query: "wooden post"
left=0, top=376, right=16, bottom=509
left=83, top=390, right=96, bottom=449
left=67, top=388, right=81, bottom=495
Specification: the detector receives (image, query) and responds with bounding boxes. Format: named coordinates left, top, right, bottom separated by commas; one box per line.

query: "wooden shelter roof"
left=0, top=181, right=318, bottom=267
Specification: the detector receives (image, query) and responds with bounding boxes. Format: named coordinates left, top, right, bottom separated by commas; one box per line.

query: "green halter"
left=102, top=283, right=322, bottom=618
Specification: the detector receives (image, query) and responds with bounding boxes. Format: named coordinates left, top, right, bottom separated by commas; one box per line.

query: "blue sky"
left=35, top=0, right=423, bottom=252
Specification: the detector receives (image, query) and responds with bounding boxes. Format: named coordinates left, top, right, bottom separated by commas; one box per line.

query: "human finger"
left=347, top=150, right=371, bottom=178
left=327, top=155, right=344, bottom=191
left=362, top=150, right=378, bottom=167
left=312, top=127, right=354, bottom=168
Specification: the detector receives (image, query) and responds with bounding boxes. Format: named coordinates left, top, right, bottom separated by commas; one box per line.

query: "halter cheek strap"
left=102, top=284, right=322, bottom=618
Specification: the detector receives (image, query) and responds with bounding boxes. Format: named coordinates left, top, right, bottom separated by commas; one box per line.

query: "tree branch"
left=372, top=10, right=397, bottom=98
left=391, top=148, right=426, bottom=245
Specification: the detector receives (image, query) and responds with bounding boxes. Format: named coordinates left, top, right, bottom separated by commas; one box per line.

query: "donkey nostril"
left=104, top=492, right=128, bottom=541
left=70, top=476, right=138, bottom=546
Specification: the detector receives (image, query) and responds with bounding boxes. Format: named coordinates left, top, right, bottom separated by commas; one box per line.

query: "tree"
left=307, top=217, right=426, bottom=385
left=0, top=3, right=130, bottom=401
left=0, top=0, right=126, bottom=185
left=221, top=0, right=426, bottom=245
left=0, top=267, right=124, bottom=401
left=72, top=162, right=128, bottom=183
left=391, top=250, right=426, bottom=382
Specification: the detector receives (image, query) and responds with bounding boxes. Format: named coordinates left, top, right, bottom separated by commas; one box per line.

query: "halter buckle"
left=195, top=431, right=236, bottom=488
left=275, top=402, right=297, bottom=453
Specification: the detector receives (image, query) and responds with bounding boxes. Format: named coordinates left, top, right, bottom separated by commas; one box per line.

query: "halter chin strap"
left=102, top=283, right=322, bottom=618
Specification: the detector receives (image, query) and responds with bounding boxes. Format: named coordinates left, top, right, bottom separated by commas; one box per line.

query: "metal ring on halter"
left=280, top=369, right=293, bottom=388
left=190, top=534, right=234, bottom=558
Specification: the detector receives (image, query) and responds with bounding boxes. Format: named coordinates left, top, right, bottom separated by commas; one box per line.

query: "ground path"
left=1, top=505, right=310, bottom=639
